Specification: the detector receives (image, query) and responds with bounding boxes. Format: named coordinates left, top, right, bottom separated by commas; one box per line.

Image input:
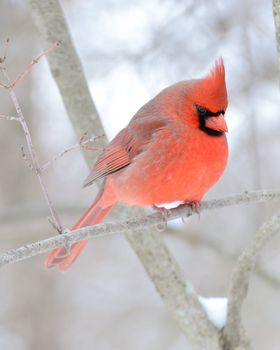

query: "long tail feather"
left=45, top=188, right=115, bottom=271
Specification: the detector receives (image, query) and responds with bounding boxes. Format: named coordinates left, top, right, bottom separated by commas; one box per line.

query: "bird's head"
left=179, top=59, right=228, bottom=136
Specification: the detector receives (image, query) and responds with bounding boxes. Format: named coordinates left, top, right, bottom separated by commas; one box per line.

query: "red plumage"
left=45, top=59, right=228, bottom=271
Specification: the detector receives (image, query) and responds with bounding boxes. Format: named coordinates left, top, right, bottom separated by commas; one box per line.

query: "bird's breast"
left=111, top=127, right=228, bottom=207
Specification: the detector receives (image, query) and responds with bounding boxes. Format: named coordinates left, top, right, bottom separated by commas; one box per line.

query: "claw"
left=189, top=201, right=201, bottom=220
left=153, top=205, right=168, bottom=232
left=153, top=205, right=169, bottom=220
left=191, top=201, right=201, bottom=214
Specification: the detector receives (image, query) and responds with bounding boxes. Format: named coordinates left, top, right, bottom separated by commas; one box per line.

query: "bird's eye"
left=196, top=105, right=207, bottom=116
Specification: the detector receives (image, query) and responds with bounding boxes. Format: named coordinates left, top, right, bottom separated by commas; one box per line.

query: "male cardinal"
left=46, top=59, right=228, bottom=271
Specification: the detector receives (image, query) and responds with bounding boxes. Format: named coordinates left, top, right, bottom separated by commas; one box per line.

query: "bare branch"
left=0, top=40, right=59, bottom=89
left=0, top=38, right=10, bottom=64
left=40, top=134, right=104, bottom=172
left=0, top=113, right=18, bottom=121
left=21, top=146, right=34, bottom=171
left=273, top=0, right=280, bottom=82
left=0, top=80, right=8, bottom=89
left=11, top=41, right=60, bottom=88
left=0, top=189, right=279, bottom=350
left=0, top=188, right=278, bottom=350
left=0, top=189, right=279, bottom=268
left=223, top=209, right=280, bottom=349
left=0, top=68, right=63, bottom=233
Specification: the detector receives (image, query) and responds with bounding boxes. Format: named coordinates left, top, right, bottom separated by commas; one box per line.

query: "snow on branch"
left=199, top=297, right=228, bottom=330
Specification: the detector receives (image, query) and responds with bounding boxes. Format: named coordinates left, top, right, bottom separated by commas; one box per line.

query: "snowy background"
left=0, top=0, right=280, bottom=349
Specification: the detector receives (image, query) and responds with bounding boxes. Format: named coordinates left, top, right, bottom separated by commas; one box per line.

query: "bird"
left=45, top=59, right=228, bottom=271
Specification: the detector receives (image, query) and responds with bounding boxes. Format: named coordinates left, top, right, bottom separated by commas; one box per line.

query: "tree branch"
left=1, top=189, right=280, bottom=350
left=0, top=67, right=63, bottom=233
left=273, top=0, right=280, bottom=82
left=0, top=113, right=18, bottom=121
left=1, top=189, right=279, bottom=267
left=40, top=134, right=104, bottom=172
left=223, top=209, right=280, bottom=349
left=0, top=41, right=60, bottom=89
left=0, top=38, right=10, bottom=64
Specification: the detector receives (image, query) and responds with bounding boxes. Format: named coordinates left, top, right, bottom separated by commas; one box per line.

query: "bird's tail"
left=45, top=187, right=115, bottom=271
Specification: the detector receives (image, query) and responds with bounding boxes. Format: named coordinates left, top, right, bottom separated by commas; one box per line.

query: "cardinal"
left=45, top=59, right=228, bottom=271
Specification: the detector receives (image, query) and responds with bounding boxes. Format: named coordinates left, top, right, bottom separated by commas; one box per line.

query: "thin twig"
left=0, top=38, right=10, bottom=64
left=21, top=146, right=34, bottom=171
left=0, top=40, right=60, bottom=89
left=0, top=41, right=62, bottom=232
left=0, top=113, right=18, bottom=121
left=273, top=0, right=280, bottom=82
left=79, top=133, right=104, bottom=151
left=11, top=41, right=60, bottom=88
left=40, top=134, right=104, bottom=171
left=0, top=68, right=63, bottom=233
left=0, top=189, right=279, bottom=268
left=223, top=209, right=280, bottom=349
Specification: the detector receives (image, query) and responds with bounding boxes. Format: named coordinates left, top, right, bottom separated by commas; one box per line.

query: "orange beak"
left=205, top=114, right=228, bottom=133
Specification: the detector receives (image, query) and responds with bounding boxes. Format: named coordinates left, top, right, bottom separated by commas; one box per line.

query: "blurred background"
left=0, top=0, right=280, bottom=349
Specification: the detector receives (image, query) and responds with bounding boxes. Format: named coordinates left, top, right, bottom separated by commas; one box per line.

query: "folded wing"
left=83, top=115, right=170, bottom=187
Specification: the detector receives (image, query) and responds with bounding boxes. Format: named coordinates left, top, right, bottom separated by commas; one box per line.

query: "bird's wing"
left=83, top=115, right=170, bottom=187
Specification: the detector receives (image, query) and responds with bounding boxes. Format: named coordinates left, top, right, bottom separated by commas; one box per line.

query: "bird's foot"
left=153, top=205, right=169, bottom=220
left=185, top=201, right=201, bottom=219
left=190, top=201, right=201, bottom=215
left=152, top=206, right=168, bottom=232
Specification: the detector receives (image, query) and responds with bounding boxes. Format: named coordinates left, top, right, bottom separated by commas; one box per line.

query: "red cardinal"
left=46, top=59, right=228, bottom=271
